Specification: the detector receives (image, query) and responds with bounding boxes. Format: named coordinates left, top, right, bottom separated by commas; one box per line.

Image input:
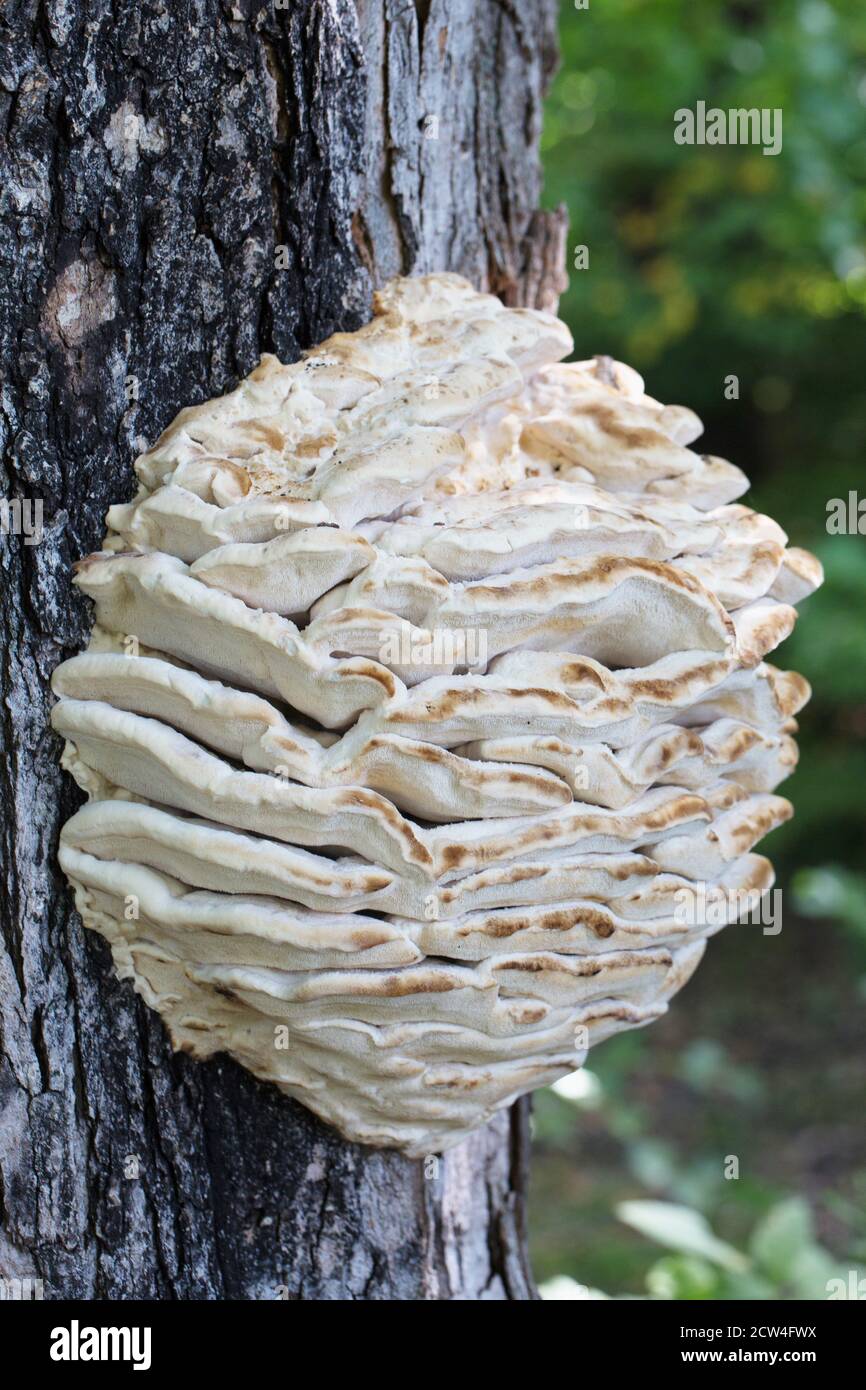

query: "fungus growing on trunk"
left=52, top=274, right=821, bottom=1156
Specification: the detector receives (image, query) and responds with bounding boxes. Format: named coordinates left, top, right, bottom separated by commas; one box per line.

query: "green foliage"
left=530, top=885, right=866, bottom=1296
left=547, top=0, right=866, bottom=384
left=617, top=1201, right=749, bottom=1271
left=793, top=864, right=866, bottom=947
left=617, top=1195, right=866, bottom=1300
left=544, top=1, right=866, bottom=892
left=532, top=0, right=866, bottom=1302
left=534, top=1062, right=866, bottom=1298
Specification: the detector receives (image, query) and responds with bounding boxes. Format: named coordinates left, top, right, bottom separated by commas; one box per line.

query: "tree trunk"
left=0, top=0, right=566, bottom=1300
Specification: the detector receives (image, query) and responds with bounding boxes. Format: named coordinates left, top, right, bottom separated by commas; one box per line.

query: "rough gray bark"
left=0, top=0, right=567, bottom=1300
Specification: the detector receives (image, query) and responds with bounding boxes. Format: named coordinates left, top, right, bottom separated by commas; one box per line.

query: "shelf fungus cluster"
left=52, top=274, right=821, bottom=1155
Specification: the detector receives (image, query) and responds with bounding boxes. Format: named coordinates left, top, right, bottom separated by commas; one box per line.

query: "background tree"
left=0, top=0, right=566, bottom=1300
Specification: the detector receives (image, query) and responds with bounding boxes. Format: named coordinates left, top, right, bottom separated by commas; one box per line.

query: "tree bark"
left=0, top=0, right=566, bottom=1300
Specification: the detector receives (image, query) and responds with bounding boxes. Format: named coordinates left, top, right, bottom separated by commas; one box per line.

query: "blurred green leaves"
left=539, top=1191, right=866, bottom=1299
left=616, top=1196, right=866, bottom=1300
left=618, top=1201, right=749, bottom=1271
left=531, top=0, right=866, bottom=1304
left=546, top=0, right=866, bottom=380
left=545, top=0, right=866, bottom=900
left=794, top=864, right=866, bottom=944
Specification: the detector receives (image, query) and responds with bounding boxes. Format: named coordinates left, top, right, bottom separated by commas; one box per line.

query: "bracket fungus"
left=52, top=274, right=821, bottom=1155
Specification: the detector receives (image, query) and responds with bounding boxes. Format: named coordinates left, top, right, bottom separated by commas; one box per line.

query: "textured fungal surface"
left=52, top=274, right=821, bottom=1155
